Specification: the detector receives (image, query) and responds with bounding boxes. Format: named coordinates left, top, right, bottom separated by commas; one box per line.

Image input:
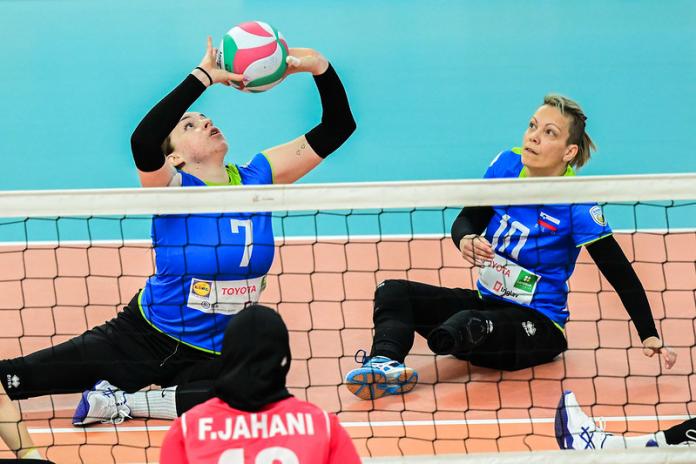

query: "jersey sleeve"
left=159, top=417, right=189, bottom=464
left=483, top=149, right=522, bottom=179
left=483, top=151, right=505, bottom=179
left=571, top=203, right=613, bottom=247
left=179, top=170, right=206, bottom=187
left=328, top=413, right=361, bottom=464
left=238, top=153, right=274, bottom=185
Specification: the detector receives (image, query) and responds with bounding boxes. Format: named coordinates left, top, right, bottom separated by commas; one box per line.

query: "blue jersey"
left=476, top=148, right=612, bottom=328
left=140, top=153, right=275, bottom=354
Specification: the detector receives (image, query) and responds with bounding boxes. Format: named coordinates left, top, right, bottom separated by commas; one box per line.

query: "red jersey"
left=160, top=397, right=361, bottom=464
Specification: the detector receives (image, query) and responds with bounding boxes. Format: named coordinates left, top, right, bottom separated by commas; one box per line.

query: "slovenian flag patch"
left=538, top=212, right=561, bottom=231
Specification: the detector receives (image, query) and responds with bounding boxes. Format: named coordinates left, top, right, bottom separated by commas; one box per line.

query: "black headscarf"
left=213, top=305, right=292, bottom=411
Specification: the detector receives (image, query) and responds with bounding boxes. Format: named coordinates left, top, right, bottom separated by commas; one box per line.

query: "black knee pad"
left=427, top=311, right=493, bottom=355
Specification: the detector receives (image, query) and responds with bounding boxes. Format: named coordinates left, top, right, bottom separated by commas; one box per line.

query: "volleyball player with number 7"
left=0, top=22, right=356, bottom=425
left=345, top=95, right=676, bottom=400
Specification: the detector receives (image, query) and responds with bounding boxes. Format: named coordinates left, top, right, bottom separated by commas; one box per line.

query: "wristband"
left=195, top=67, right=213, bottom=86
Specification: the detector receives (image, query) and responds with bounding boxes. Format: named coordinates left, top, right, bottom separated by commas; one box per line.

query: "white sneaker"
left=72, top=380, right=132, bottom=426
left=555, top=390, right=611, bottom=449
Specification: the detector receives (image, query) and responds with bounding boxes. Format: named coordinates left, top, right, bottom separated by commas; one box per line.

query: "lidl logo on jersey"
left=538, top=211, right=561, bottom=232
left=187, top=277, right=264, bottom=316
left=513, top=270, right=539, bottom=292
left=590, top=205, right=607, bottom=226
left=191, top=280, right=212, bottom=298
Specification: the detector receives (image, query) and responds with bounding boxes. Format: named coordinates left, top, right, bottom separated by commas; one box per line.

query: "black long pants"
left=371, top=279, right=567, bottom=371
left=0, top=293, right=218, bottom=414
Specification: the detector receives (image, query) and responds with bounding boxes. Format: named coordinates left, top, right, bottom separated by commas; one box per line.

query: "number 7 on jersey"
left=230, top=219, right=253, bottom=267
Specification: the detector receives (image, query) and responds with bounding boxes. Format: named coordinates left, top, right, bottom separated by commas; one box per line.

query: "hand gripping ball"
left=216, top=21, right=289, bottom=92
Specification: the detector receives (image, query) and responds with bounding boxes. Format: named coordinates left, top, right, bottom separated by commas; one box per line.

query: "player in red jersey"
left=160, top=305, right=360, bottom=464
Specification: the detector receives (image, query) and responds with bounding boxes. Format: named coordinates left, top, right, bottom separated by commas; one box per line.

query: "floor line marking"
left=26, top=414, right=693, bottom=434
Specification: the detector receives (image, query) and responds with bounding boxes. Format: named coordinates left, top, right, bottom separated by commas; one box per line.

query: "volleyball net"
left=0, top=174, right=694, bottom=463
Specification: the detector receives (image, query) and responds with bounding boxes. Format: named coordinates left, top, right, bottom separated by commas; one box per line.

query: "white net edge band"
left=0, top=173, right=694, bottom=218
left=363, top=447, right=696, bottom=464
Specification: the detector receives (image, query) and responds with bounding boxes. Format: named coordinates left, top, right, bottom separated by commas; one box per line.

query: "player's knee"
left=427, top=310, right=493, bottom=355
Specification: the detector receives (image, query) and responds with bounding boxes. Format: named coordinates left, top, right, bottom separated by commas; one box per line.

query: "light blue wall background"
left=1, top=0, right=695, bottom=192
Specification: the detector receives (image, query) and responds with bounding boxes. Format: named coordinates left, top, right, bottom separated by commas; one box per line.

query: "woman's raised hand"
left=284, top=48, right=329, bottom=77
left=194, top=36, right=244, bottom=87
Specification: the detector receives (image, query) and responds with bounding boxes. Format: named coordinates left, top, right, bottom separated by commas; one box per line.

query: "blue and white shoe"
left=345, top=351, right=418, bottom=400
left=555, top=390, right=610, bottom=449
left=72, top=380, right=131, bottom=426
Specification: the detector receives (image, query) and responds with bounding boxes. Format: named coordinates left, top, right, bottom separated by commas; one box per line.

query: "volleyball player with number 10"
left=346, top=95, right=677, bottom=400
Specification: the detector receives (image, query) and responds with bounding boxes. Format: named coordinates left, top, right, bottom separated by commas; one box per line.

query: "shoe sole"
left=73, top=380, right=112, bottom=426
left=555, top=391, right=572, bottom=449
left=346, top=369, right=418, bottom=400
left=72, top=390, right=92, bottom=426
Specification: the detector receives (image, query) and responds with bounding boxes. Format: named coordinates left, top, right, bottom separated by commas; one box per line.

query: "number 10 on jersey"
left=489, top=214, right=530, bottom=260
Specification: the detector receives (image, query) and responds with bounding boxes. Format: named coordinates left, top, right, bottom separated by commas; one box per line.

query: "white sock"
left=655, top=431, right=668, bottom=447
left=125, top=387, right=177, bottom=420
left=19, top=449, right=42, bottom=459
left=602, top=432, right=660, bottom=449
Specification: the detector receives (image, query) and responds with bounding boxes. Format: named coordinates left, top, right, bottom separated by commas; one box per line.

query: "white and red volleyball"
left=216, top=21, right=289, bottom=92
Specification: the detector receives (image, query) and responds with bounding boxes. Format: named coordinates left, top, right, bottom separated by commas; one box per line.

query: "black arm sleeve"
left=586, top=235, right=659, bottom=341
left=451, top=206, right=495, bottom=249
left=131, top=74, right=207, bottom=172
left=304, top=64, right=356, bottom=158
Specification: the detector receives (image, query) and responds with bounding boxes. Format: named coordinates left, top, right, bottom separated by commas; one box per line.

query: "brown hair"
left=161, top=135, right=185, bottom=169
left=161, top=135, right=175, bottom=157
left=543, top=94, right=596, bottom=169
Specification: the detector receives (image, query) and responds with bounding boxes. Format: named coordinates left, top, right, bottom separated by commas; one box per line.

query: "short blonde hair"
left=543, top=94, right=596, bottom=169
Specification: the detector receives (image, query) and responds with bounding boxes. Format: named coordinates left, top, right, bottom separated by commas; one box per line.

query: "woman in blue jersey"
left=345, top=94, right=676, bottom=400
left=0, top=37, right=355, bottom=424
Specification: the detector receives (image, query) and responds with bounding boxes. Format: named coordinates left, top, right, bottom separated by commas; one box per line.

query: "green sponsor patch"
left=514, top=270, right=539, bottom=292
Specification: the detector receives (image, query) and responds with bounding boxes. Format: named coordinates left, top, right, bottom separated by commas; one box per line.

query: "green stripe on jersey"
left=203, top=164, right=242, bottom=186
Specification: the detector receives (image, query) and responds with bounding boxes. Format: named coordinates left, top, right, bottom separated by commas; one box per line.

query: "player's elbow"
left=306, top=115, right=356, bottom=158
left=130, top=130, right=147, bottom=161
left=345, top=114, right=357, bottom=139
left=329, top=113, right=357, bottom=147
